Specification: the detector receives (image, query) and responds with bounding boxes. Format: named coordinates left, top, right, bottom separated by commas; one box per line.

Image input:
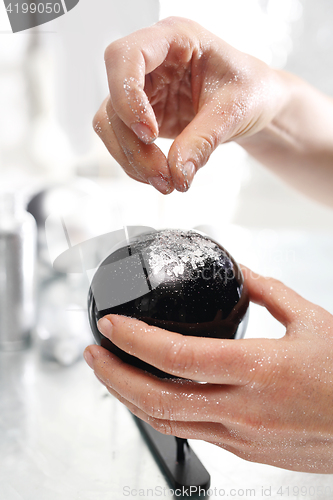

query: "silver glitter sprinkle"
left=139, top=230, right=223, bottom=278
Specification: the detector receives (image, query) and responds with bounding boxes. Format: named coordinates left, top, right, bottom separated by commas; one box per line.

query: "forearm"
left=237, top=71, right=333, bottom=207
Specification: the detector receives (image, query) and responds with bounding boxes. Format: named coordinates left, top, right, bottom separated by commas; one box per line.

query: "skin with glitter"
left=85, top=267, right=333, bottom=473
left=86, top=17, right=333, bottom=473
left=94, top=17, right=333, bottom=202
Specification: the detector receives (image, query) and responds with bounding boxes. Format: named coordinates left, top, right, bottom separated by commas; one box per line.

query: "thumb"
left=240, top=265, right=310, bottom=327
left=167, top=96, right=243, bottom=192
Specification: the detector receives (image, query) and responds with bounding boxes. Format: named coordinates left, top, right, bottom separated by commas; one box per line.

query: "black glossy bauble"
left=88, top=229, right=249, bottom=378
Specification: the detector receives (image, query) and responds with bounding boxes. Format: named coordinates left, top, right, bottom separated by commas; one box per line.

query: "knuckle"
left=149, top=417, right=174, bottom=436
left=160, top=16, right=187, bottom=28
left=161, top=16, right=197, bottom=33
left=138, top=389, right=168, bottom=420
left=191, top=133, right=219, bottom=168
left=260, top=276, right=289, bottom=299
left=200, top=133, right=218, bottom=154
left=162, top=339, right=195, bottom=376
left=92, top=108, right=104, bottom=133
left=104, top=40, right=123, bottom=64
left=230, top=447, right=259, bottom=464
left=137, top=392, right=156, bottom=417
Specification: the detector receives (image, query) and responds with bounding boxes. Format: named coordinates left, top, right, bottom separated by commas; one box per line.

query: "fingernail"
left=83, top=349, right=94, bottom=369
left=131, top=122, right=156, bottom=144
left=148, top=175, right=172, bottom=194
left=98, top=317, right=113, bottom=339
left=181, top=161, right=196, bottom=191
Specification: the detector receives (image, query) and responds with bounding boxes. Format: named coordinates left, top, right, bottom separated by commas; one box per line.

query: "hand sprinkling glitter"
left=94, top=17, right=333, bottom=204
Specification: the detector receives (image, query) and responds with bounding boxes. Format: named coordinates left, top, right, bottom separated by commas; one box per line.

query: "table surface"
left=1, top=228, right=333, bottom=500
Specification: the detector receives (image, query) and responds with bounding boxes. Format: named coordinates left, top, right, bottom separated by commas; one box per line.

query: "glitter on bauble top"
left=88, top=229, right=249, bottom=378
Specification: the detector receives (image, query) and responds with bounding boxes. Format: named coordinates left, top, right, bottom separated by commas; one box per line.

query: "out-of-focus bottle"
left=0, top=192, right=37, bottom=350
left=35, top=273, right=93, bottom=366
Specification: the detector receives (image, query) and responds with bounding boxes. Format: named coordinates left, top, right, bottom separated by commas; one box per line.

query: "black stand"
left=133, top=416, right=211, bottom=497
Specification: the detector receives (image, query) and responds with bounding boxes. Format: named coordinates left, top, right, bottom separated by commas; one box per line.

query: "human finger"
left=85, top=345, right=330, bottom=468
left=94, top=97, right=174, bottom=193
left=93, top=98, right=146, bottom=184
left=84, top=344, right=252, bottom=425
left=95, top=314, right=278, bottom=384
left=91, top=359, right=283, bottom=461
left=105, top=99, right=174, bottom=193
left=167, top=92, right=245, bottom=191
left=241, top=265, right=318, bottom=328
left=104, top=17, right=201, bottom=144
left=100, top=377, right=233, bottom=443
